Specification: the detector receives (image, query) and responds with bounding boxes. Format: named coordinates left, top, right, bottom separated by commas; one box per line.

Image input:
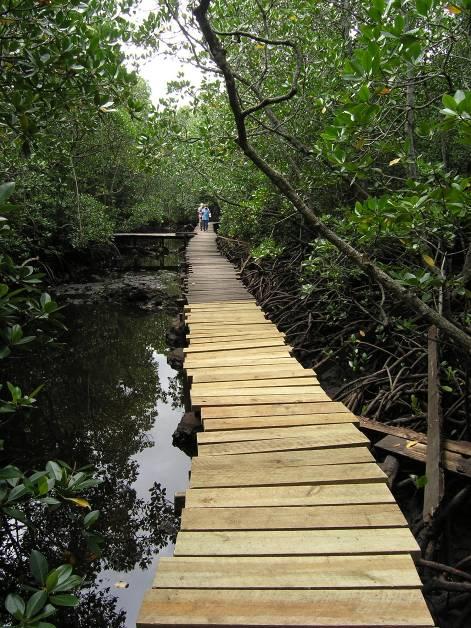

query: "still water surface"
left=2, top=271, right=190, bottom=626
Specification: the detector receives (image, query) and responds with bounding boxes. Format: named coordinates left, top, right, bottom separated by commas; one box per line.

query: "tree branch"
left=193, top=0, right=471, bottom=354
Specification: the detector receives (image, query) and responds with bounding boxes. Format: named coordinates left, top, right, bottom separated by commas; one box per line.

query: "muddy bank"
left=53, top=270, right=183, bottom=314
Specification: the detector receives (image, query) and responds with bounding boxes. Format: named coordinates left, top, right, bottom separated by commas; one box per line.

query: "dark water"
left=1, top=272, right=190, bottom=627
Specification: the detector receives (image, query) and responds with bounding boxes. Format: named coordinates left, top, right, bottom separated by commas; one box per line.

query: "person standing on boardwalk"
left=197, top=204, right=204, bottom=230
left=201, top=205, right=211, bottom=231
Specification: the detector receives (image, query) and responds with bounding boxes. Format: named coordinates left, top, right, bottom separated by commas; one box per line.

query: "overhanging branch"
left=193, top=0, right=471, bottom=354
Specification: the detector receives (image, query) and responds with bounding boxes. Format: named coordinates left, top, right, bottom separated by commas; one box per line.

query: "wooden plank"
left=184, top=338, right=286, bottom=353
left=186, top=356, right=295, bottom=370
left=187, top=319, right=273, bottom=328
left=375, top=434, right=471, bottom=478
left=180, top=503, right=407, bottom=530
left=190, top=358, right=295, bottom=370
left=192, top=393, right=331, bottom=407
left=185, top=304, right=259, bottom=311
left=185, top=482, right=396, bottom=508
left=138, top=587, right=434, bottom=627
left=185, top=300, right=253, bottom=307
left=201, top=401, right=349, bottom=419
left=197, top=434, right=369, bottom=456
left=359, top=416, right=471, bottom=457
left=189, top=462, right=386, bottom=489
left=191, top=447, right=374, bottom=471
left=188, top=324, right=279, bottom=334
left=174, top=528, right=421, bottom=557
left=188, top=320, right=271, bottom=328
left=185, top=346, right=292, bottom=362
left=193, top=385, right=323, bottom=397
left=186, top=349, right=293, bottom=362
left=138, top=588, right=434, bottom=627
left=203, top=413, right=357, bottom=431
left=193, top=378, right=318, bottom=391
left=187, top=298, right=256, bottom=302
left=189, top=331, right=285, bottom=342
left=153, top=554, right=423, bottom=589
left=190, top=365, right=312, bottom=383
left=189, top=322, right=277, bottom=330
left=186, top=314, right=268, bottom=324
left=198, top=423, right=364, bottom=445
left=187, top=293, right=250, bottom=299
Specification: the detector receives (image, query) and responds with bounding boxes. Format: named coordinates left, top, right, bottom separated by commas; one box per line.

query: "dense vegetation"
left=1, top=0, right=471, bottom=626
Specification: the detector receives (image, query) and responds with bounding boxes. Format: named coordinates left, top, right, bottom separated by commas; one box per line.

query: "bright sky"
left=138, top=54, right=201, bottom=105
left=128, top=0, right=203, bottom=105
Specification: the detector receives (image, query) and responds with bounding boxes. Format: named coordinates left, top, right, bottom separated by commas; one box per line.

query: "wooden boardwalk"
left=137, top=224, right=435, bottom=627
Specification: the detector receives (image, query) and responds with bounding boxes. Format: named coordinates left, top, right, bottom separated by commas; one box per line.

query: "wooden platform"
left=137, top=224, right=435, bottom=627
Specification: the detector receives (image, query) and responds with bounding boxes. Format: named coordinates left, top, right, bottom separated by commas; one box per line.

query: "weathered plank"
left=174, top=528, right=421, bottom=556
left=192, top=393, right=332, bottom=407
left=180, top=503, right=407, bottom=530
left=193, top=385, right=323, bottom=397
left=201, top=401, right=349, bottom=419
left=375, top=433, right=471, bottom=478
left=189, top=330, right=285, bottom=342
left=185, top=304, right=259, bottom=312
left=190, top=365, right=313, bottom=383
left=189, top=462, right=386, bottom=488
left=197, top=434, right=368, bottom=456
left=186, top=314, right=268, bottom=324
left=191, top=447, right=374, bottom=471
left=359, top=416, right=471, bottom=457
left=187, top=356, right=294, bottom=369
left=185, top=349, right=293, bottom=368
left=138, top=587, right=434, bottom=627
left=184, top=338, right=287, bottom=353
left=197, top=423, right=365, bottom=445
left=184, top=482, right=395, bottom=508
left=193, top=377, right=318, bottom=391
left=153, top=554, right=422, bottom=589
left=203, top=412, right=357, bottom=431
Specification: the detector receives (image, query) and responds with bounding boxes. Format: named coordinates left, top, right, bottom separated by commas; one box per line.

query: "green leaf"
left=49, top=594, right=80, bottom=607
left=26, top=590, right=48, bottom=618
left=40, top=293, right=51, bottom=307
left=46, top=461, right=63, bottom=482
left=52, top=574, right=83, bottom=593
left=84, top=510, right=100, bottom=528
left=7, top=483, right=30, bottom=502
left=0, top=465, right=23, bottom=480
left=442, top=94, right=457, bottom=110
left=357, top=84, right=370, bottom=103
left=54, top=564, right=73, bottom=586
left=45, top=570, right=59, bottom=593
left=5, top=593, right=25, bottom=619
left=37, top=475, right=50, bottom=496
left=2, top=507, right=30, bottom=526
left=33, top=603, right=56, bottom=621
left=30, top=550, right=49, bottom=586
left=416, top=0, right=432, bottom=16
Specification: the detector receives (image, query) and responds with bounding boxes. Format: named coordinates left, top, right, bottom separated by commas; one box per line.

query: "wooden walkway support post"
left=423, top=325, right=444, bottom=521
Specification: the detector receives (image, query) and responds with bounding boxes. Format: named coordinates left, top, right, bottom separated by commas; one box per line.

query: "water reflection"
left=1, top=293, right=188, bottom=626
